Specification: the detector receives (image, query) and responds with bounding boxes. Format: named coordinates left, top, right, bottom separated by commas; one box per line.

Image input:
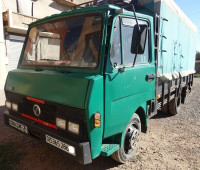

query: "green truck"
left=3, top=0, right=197, bottom=164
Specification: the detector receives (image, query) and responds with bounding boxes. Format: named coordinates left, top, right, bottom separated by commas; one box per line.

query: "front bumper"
left=3, top=111, right=92, bottom=164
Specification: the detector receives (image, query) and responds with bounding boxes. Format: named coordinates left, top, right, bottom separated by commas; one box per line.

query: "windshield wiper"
left=40, top=59, right=57, bottom=62
left=26, top=59, right=43, bottom=71
left=40, top=59, right=57, bottom=68
left=40, top=59, right=69, bottom=73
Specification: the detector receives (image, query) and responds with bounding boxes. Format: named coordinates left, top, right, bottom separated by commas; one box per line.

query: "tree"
left=196, top=51, right=200, bottom=60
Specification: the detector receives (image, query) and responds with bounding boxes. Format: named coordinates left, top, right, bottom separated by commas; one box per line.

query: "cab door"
left=104, top=16, right=155, bottom=138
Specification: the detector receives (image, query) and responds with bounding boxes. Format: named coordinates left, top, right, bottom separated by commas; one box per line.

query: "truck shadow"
left=0, top=105, right=121, bottom=169
left=150, top=110, right=174, bottom=119
left=0, top=105, right=6, bottom=113
left=83, top=156, right=120, bottom=170
left=27, top=141, right=121, bottom=170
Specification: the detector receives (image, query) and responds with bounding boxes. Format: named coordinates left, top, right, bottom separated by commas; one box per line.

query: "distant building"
left=0, top=0, right=91, bottom=89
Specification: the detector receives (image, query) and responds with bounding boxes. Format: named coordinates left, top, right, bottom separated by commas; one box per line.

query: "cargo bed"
left=137, top=0, right=197, bottom=81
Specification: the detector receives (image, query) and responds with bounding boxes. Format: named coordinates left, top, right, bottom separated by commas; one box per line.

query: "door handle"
left=146, top=74, right=156, bottom=82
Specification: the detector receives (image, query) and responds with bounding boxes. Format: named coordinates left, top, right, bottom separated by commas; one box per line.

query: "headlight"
left=68, top=122, right=79, bottom=134
left=56, top=118, right=66, bottom=129
left=12, top=103, right=18, bottom=112
left=5, top=101, right=11, bottom=109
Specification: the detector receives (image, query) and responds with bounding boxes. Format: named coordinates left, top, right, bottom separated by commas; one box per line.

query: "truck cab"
left=4, top=4, right=155, bottom=164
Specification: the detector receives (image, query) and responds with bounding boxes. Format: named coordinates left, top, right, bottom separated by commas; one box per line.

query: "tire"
left=181, top=96, right=186, bottom=104
left=161, top=103, right=168, bottom=113
left=169, top=96, right=181, bottom=115
left=111, top=113, right=141, bottom=163
left=181, top=87, right=187, bottom=104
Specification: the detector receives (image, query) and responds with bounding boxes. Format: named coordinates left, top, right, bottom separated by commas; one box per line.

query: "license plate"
left=45, top=135, right=75, bottom=155
left=9, top=119, right=28, bottom=134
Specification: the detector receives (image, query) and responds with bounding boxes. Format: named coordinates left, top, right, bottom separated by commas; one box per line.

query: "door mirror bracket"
left=119, top=67, right=126, bottom=72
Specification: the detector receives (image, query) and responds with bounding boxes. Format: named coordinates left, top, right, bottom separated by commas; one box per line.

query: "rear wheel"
left=181, top=87, right=187, bottom=104
left=169, top=96, right=181, bottom=115
left=111, top=113, right=141, bottom=163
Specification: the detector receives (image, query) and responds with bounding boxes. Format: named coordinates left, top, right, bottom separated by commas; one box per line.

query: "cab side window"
left=110, top=18, right=122, bottom=67
left=122, top=18, right=149, bottom=66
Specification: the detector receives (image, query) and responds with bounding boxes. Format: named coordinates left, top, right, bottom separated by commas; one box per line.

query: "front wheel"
left=111, top=113, right=141, bottom=163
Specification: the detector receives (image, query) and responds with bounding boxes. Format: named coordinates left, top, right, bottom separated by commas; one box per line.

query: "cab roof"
left=29, top=4, right=120, bottom=27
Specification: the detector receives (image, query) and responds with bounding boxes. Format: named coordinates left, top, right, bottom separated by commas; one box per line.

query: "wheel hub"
left=130, top=129, right=140, bottom=149
left=125, top=125, right=140, bottom=151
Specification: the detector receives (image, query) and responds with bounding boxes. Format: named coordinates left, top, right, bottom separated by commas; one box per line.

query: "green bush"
left=194, top=74, right=200, bottom=78
left=196, top=52, right=200, bottom=60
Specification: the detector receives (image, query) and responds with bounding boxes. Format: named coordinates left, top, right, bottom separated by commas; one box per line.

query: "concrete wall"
left=1, top=0, right=69, bottom=18
left=1, top=0, right=18, bottom=13
left=33, top=0, right=68, bottom=18
left=0, top=0, right=6, bottom=89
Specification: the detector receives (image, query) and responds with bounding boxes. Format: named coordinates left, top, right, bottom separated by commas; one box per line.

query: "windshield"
left=21, top=14, right=102, bottom=69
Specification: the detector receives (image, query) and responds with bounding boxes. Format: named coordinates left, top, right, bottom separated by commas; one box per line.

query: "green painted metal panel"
left=104, top=65, right=154, bottom=138
left=100, top=144, right=120, bottom=156
left=85, top=75, right=104, bottom=159
left=104, top=12, right=155, bottom=138
left=5, top=69, right=93, bottom=108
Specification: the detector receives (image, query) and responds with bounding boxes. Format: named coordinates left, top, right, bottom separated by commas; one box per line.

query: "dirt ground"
left=0, top=79, right=199, bottom=170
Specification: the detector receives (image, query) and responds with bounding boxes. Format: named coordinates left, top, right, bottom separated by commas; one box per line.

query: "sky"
left=174, top=0, right=200, bottom=51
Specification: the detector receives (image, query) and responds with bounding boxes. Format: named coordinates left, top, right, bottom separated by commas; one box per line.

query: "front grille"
left=22, top=98, right=57, bottom=125
left=5, top=91, right=22, bottom=103
left=5, top=91, right=88, bottom=141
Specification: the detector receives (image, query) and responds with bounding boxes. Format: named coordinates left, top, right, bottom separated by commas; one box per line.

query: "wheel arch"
left=119, top=105, right=148, bottom=147
left=135, top=106, right=148, bottom=133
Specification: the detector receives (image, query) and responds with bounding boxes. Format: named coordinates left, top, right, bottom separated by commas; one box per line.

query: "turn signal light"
left=94, top=112, right=101, bottom=127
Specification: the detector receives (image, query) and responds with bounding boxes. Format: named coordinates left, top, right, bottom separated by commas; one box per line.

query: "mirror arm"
left=133, top=53, right=138, bottom=67
left=131, top=4, right=140, bottom=67
left=131, top=4, right=140, bottom=32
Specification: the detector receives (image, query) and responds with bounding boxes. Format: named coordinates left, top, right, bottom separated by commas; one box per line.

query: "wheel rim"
left=130, top=128, right=140, bottom=149
left=124, top=124, right=140, bottom=154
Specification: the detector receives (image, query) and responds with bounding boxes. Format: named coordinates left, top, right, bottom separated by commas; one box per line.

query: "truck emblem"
left=33, top=104, right=41, bottom=117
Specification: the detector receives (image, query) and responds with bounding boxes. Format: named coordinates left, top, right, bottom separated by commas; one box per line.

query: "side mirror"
left=131, top=24, right=148, bottom=54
